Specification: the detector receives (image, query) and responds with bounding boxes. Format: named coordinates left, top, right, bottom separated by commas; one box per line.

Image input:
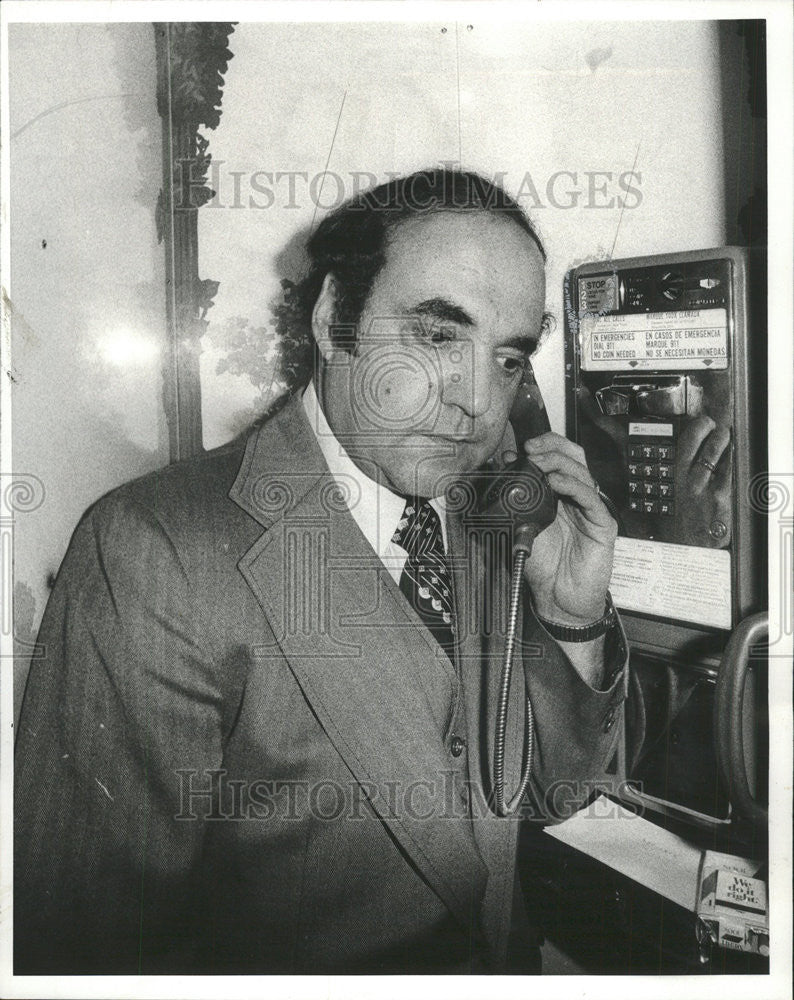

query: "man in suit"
left=15, top=168, right=641, bottom=974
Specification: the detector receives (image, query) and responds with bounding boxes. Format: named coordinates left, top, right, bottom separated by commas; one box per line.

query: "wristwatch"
left=535, top=591, right=617, bottom=643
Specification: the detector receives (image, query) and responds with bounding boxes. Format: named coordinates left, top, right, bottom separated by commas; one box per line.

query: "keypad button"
left=659, top=482, right=674, bottom=498
left=629, top=445, right=644, bottom=460
left=629, top=498, right=641, bottom=512
left=660, top=501, right=674, bottom=516
left=643, top=500, right=659, bottom=514
left=658, top=464, right=673, bottom=480
left=642, top=482, right=659, bottom=496
left=629, top=480, right=642, bottom=495
left=642, top=464, right=657, bottom=479
left=657, top=445, right=674, bottom=461
left=628, top=463, right=641, bottom=477
left=641, top=445, right=658, bottom=460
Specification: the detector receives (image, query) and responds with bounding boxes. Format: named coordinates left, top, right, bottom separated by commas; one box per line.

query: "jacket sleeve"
left=14, top=492, right=225, bottom=974
left=521, top=601, right=645, bottom=822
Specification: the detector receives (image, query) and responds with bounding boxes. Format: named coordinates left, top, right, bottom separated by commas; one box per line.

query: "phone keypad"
left=628, top=441, right=675, bottom=517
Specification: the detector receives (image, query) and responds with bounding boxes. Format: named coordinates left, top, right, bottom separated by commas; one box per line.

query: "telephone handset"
left=473, top=367, right=558, bottom=553
left=472, top=369, right=558, bottom=817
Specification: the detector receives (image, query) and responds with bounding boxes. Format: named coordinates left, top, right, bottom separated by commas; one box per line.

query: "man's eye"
left=498, top=356, right=526, bottom=376
left=427, top=323, right=456, bottom=344
left=408, top=319, right=457, bottom=344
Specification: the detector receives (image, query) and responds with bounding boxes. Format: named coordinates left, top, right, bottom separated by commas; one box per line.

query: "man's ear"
left=311, top=273, right=339, bottom=361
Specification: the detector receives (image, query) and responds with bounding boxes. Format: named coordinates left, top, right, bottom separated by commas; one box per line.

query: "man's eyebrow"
left=500, top=335, right=538, bottom=355
left=405, top=299, right=539, bottom=354
left=405, top=297, right=475, bottom=327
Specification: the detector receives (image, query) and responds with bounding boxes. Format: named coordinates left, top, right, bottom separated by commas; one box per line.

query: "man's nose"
left=441, top=348, right=492, bottom=418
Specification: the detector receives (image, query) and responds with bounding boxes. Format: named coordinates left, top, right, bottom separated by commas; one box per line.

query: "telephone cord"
left=493, top=548, right=536, bottom=817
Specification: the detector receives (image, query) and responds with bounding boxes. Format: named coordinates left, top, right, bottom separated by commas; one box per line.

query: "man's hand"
left=507, top=432, right=617, bottom=626
left=676, top=415, right=732, bottom=547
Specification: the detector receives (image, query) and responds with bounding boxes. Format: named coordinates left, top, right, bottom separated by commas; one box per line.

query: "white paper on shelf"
left=546, top=798, right=704, bottom=911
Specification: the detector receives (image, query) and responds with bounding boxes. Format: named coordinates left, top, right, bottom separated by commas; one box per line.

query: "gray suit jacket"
left=15, top=392, right=640, bottom=974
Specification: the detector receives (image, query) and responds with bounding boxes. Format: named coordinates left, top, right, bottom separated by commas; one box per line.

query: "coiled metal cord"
left=491, top=482, right=617, bottom=818
left=493, top=549, right=536, bottom=817
left=595, top=485, right=622, bottom=529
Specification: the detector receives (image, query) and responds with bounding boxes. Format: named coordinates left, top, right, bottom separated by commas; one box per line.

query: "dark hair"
left=272, top=167, right=550, bottom=390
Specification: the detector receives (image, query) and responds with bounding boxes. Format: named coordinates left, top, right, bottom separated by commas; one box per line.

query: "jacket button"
left=603, top=708, right=616, bottom=733
left=450, top=735, right=466, bottom=757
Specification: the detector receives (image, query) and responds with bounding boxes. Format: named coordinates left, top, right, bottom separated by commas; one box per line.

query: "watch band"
left=535, top=592, right=617, bottom=643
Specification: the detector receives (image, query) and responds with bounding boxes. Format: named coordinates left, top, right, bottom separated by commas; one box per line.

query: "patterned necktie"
left=392, top=499, right=457, bottom=661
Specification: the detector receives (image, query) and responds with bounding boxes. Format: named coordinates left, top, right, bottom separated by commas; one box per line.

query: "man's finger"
left=525, top=431, right=589, bottom=470
left=689, top=424, right=730, bottom=494
left=526, top=446, right=595, bottom=491
left=678, top=415, right=716, bottom=467
left=712, top=444, right=732, bottom=500
left=542, top=469, right=617, bottom=530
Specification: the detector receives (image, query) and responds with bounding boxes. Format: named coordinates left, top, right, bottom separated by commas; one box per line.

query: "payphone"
left=565, top=247, right=767, bottom=833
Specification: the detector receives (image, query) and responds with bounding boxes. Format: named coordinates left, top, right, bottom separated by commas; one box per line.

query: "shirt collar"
left=301, top=381, right=447, bottom=557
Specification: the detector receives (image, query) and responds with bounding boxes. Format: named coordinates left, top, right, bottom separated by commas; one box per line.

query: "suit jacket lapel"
left=229, top=394, right=489, bottom=938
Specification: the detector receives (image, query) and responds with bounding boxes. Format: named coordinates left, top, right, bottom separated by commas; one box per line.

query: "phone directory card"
left=609, top=536, right=732, bottom=629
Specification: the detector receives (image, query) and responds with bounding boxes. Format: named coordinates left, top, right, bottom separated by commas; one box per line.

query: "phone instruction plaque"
left=580, top=308, right=729, bottom=371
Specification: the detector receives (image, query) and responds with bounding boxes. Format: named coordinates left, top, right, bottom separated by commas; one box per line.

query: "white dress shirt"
left=302, top=381, right=448, bottom=584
